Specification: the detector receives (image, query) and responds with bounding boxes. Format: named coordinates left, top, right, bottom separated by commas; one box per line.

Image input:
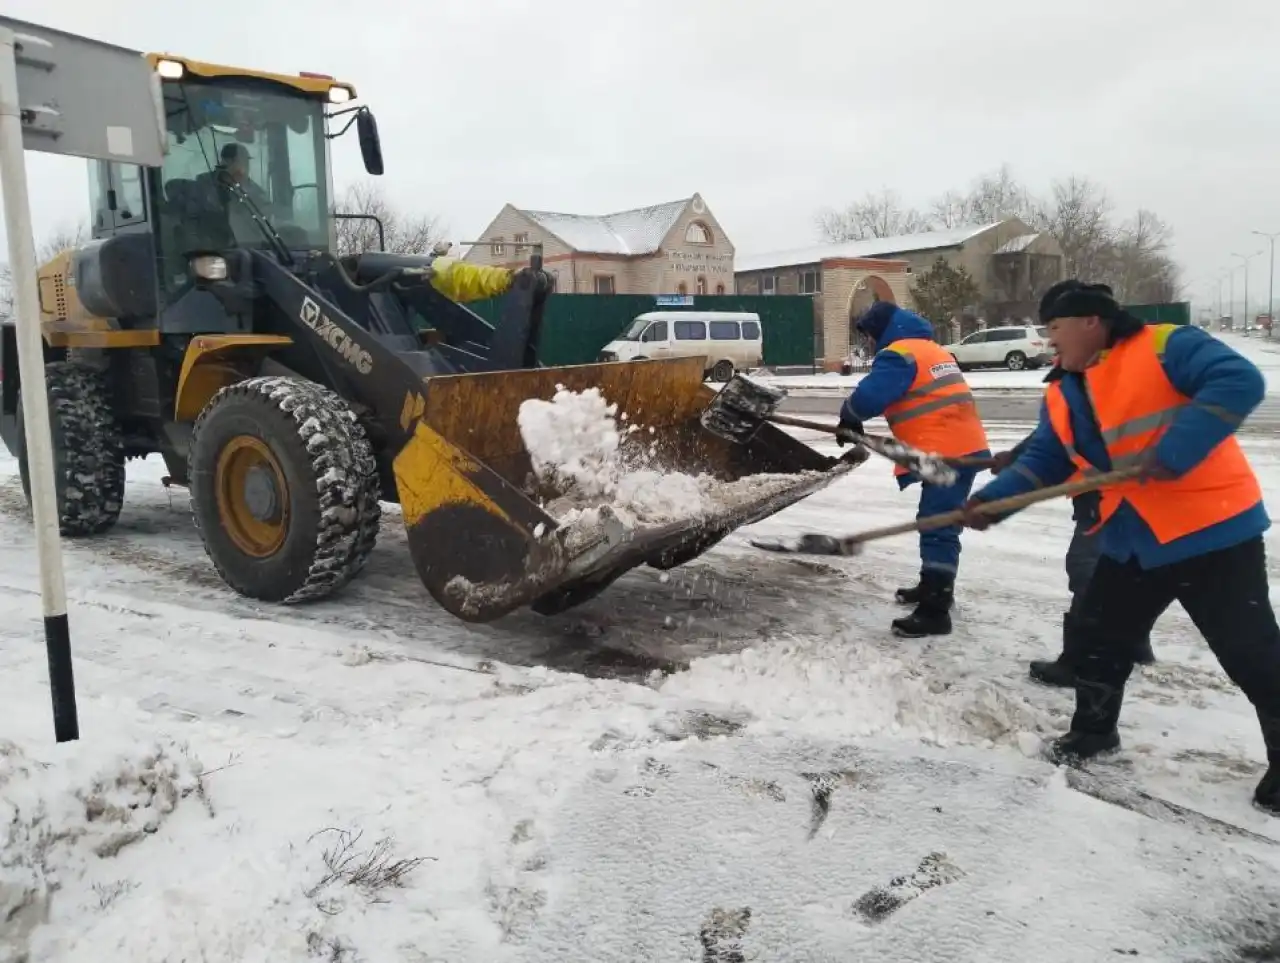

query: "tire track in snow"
left=0, top=474, right=867, bottom=683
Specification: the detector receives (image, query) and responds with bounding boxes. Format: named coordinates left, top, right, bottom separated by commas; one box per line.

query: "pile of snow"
left=518, top=385, right=817, bottom=531
left=517, top=385, right=623, bottom=496
left=0, top=738, right=205, bottom=961
left=662, top=634, right=1055, bottom=751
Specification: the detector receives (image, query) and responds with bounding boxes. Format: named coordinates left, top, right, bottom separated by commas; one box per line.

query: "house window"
left=799, top=270, right=821, bottom=295
left=492, top=236, right=505, bottom=256
left=685, top=221, right=713, bottom=245
left=514, top=232, right=528, bottom=253
left=594, top=275, right=615, bottom=295
left=696, top=275, right=707, bottom=295
left=715, top=283, right=726, bottom=295
left=677, top=281, right=688, bottom=295
left=762, top=275, right=776, bottom=296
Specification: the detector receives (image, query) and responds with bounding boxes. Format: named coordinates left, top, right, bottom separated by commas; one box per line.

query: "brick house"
left=464, top=193, right=735, bottom=296
left=735, top=219, right=1064, bottom=369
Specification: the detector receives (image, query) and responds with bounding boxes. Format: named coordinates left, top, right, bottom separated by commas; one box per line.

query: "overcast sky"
left=2, top=0, right=1278, bottom=314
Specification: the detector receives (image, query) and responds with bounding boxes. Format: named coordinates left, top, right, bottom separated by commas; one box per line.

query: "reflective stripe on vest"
left=1044, top=324, right=1261, bottom=543
left=883, top=371, right=973, bottom=427
left=880, top=338, right=989, bottom=475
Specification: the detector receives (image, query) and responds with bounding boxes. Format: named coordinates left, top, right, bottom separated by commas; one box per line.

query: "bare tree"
left=816, top=165, right=1183, bottom=304
left=0, top=221, right=89, bottom=322
left=1035, top=176, right=1114, bottom=280
left=957, top=165, right=1036, bottom=225
left=928, top=190, right=972, bottom=230
left=817, top=188, right=932, bottom=242
left=331, top=181, right=445, bottom=258
left=1109, top=209, right=1179, bottom=302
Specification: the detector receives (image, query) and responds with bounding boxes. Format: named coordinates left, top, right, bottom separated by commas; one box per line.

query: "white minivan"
left=597, top=311, right=763, bottom=382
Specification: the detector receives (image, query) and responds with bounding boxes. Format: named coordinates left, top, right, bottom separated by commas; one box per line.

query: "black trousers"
left=1073, top=536, right=1280, bottom=731
left=1064, top=515, right=1102, bottom=619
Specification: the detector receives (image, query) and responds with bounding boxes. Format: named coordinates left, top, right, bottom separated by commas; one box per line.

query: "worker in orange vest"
left=989, top=281, right=1154, bottom=687
left=961, top=282, right=1280, bottom=815
left=838, top=301, right=990, bottom=637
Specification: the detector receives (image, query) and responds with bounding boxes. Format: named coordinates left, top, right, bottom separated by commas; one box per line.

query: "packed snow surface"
left=3, top=428, right=1280, bottom=959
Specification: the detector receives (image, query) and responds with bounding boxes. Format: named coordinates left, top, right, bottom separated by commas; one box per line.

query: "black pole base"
left=44, top=612, right=79, bottom=742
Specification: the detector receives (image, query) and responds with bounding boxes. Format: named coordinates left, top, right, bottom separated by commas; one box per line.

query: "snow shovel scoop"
left=749, top=468, right=1143, bottom=556
left=701, top=374, right=989, bottom=486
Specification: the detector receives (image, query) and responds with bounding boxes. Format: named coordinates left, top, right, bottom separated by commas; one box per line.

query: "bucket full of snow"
left=395, top=356, right=857, bottom=621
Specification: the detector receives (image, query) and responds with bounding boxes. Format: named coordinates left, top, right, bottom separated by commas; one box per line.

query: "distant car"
left=597, top=311, right=763, bottom=383
left=947, top=325, right=1053, bottom=372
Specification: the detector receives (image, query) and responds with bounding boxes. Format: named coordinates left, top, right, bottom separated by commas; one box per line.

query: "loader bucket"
left=392, top=356, right=857, bottom=622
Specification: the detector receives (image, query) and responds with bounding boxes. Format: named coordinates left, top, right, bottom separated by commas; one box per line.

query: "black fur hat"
left=1041, top=280, right=1143, bottom=340
left=1038, top=279, right=1111, bottom=322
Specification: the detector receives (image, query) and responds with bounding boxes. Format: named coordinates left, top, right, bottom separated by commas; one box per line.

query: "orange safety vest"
left=1044, top=324, right=1261, bottom=543
left=882, top=338, right=989, bottom=476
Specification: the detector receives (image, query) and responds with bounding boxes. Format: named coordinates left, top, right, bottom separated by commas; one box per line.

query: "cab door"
left=640, top=320, right=671, bottom=357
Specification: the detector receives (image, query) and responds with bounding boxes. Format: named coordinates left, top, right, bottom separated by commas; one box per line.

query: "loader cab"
left=85, top=56, right=381, bottom=310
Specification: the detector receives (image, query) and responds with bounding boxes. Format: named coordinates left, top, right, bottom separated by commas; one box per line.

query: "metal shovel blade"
left=701, top=373, right=789, bottom=445
left=748, top=532, right=861, bottom=556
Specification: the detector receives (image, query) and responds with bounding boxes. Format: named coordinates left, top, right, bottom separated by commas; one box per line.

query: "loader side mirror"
left=356, top=109, right=384, bottom=176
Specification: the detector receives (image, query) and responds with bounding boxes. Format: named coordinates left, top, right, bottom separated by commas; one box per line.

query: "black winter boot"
left=1255, top=711, right=1280, bottom=816
left=892, top=572, right=954, bottom=638
left=1133, top=636, right=1156, bottom=666
left=1046, top=678, right=1124, bottom=765
left=895, top=584, right=923, bottom=606
left=1029, top=612, right=1080, bottom=689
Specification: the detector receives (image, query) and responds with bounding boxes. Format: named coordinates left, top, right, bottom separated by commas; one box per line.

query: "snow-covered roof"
left=994, top=232, right=1040, bottom=254
left=736, top=223, right=1002, bottom=274
left=516, top=198, right=691, bottom=255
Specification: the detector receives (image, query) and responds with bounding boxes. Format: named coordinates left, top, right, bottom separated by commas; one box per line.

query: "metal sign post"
left=0, top=16, right=164, bottom=742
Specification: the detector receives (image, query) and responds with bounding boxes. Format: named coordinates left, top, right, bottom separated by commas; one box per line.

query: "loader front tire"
left=17, top=361, right=126, bottom=536
left=189, top=376, right=381, bottom=604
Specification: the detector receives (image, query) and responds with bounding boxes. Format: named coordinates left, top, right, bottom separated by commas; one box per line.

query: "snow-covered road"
left=3, top=432, right=1280, bottom=961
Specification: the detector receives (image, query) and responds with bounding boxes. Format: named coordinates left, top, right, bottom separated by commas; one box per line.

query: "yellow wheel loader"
left=0, top=52, right=860, bottom=622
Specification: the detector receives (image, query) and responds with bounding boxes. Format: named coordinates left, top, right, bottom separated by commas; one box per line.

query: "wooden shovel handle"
left=843, top=468, right=1142, bottom=546
left=764, top=413, right=998, bottom=470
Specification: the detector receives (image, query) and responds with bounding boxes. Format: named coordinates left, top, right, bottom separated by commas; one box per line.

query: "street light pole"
left=1232, top=251, right=1263, bottom=333
left=1253, top=230, right=1280, bottom=338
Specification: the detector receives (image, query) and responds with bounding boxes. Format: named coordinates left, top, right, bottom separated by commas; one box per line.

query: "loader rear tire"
left=16, top=361, right=125, bottom=536
left=189, top=376, right=381, bottom=604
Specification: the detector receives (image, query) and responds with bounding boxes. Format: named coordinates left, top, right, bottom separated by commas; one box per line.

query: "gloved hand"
left=959, top=497, right=994, bottom=531
left=989, top=450, right=1016, bottom=475
left=835, top=411, right=864, bottom=448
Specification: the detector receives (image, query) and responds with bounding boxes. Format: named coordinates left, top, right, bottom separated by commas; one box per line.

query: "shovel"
left=702, top=373, right=986, bottom=486
left=749, top=468, right=1142, bottom=556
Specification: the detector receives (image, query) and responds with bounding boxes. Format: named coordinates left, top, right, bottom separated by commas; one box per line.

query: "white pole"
left=0, top=26, right=78, bottom=742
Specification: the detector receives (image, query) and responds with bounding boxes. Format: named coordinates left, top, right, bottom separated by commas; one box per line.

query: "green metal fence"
left=460, top=294, right=818, bottom=367
left=1122, top=301, right=1192, bottom=326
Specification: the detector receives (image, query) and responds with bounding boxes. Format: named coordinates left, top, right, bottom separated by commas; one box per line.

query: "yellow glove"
left=429, top=257, right=516, bottom=303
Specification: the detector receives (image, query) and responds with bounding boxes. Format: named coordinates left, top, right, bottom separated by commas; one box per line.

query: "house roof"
left=515, top=198, right=691, bottom=255
left=994, top=232, right=1040, bottom=254
left=736, top=223, right=1002, bottom=273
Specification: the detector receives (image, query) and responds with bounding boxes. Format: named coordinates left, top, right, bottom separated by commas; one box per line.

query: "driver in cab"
left=216, top=143, right=270, bottom=208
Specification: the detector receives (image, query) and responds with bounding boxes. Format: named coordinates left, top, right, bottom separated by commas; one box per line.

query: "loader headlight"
left=189, top=254, right=228, bottom=281
left=327, top=86, right=352, bottom=104
left=155, top=58, right=185, bottom=80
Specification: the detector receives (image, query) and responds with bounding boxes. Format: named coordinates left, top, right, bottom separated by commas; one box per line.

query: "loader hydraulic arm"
left=250, top=251, right=426, bottom=451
